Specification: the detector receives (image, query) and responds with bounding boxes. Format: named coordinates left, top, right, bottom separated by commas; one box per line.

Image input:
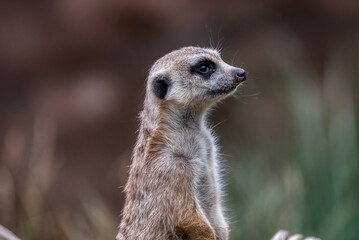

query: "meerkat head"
left=147, top=46, right=246, bottom=112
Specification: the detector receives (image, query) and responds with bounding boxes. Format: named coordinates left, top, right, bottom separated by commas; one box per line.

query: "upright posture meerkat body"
left=117, top=46, right=246, bottom=240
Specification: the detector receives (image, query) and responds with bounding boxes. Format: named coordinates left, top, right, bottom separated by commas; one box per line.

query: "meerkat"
left=117, top=46, right=246, bottom=240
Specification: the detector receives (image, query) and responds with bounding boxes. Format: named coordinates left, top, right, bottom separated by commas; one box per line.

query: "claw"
left=271, top=230, right=290, bottom=240
left=271, top=230, right=320, bottom=240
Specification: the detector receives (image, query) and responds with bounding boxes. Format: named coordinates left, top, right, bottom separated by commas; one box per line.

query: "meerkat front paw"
left=271, top=230, right=321, bottom=240
left=210, top=216, right=229, bottom=240
left=214, top=227, right=229, bottom=240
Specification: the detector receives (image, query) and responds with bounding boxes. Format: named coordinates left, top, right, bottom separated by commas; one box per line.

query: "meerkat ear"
left=152, top=75, right=171, bottom=100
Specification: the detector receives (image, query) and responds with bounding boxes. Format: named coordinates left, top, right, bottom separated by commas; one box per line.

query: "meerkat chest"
left=198, top=129, right=216, bottom=165
left=195, top=129, right=220, bottom=212
left=168, top=126, right=216, bottom=172
left=188, top=128, right=218, bottom=188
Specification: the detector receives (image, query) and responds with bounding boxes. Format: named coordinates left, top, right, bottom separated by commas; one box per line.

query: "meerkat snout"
left=234, top=68, right=246, bottom=83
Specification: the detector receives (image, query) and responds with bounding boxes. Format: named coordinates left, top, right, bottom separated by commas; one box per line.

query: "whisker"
left=231, top=49, right=239, bottom=65
left=212, top=119, right=228, bottom=130
left=206, top=25, right=214, bottom=49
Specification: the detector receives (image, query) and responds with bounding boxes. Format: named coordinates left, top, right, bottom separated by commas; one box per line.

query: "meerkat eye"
left=193, top=60, right=216, bottom=77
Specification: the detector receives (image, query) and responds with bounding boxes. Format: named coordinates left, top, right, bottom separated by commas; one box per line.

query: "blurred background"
left=1, top=1, right=359, bottom=239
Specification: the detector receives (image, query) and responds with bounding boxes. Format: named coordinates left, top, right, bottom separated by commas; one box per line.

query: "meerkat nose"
left=234, top=68, right=246, bottom=82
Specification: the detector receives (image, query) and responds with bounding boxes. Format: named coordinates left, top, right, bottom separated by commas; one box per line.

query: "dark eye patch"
left=191, top=59, right=216, bottom=78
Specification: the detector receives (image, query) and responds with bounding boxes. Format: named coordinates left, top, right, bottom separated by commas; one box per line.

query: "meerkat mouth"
left=209, top=84, right=239, bottom=97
